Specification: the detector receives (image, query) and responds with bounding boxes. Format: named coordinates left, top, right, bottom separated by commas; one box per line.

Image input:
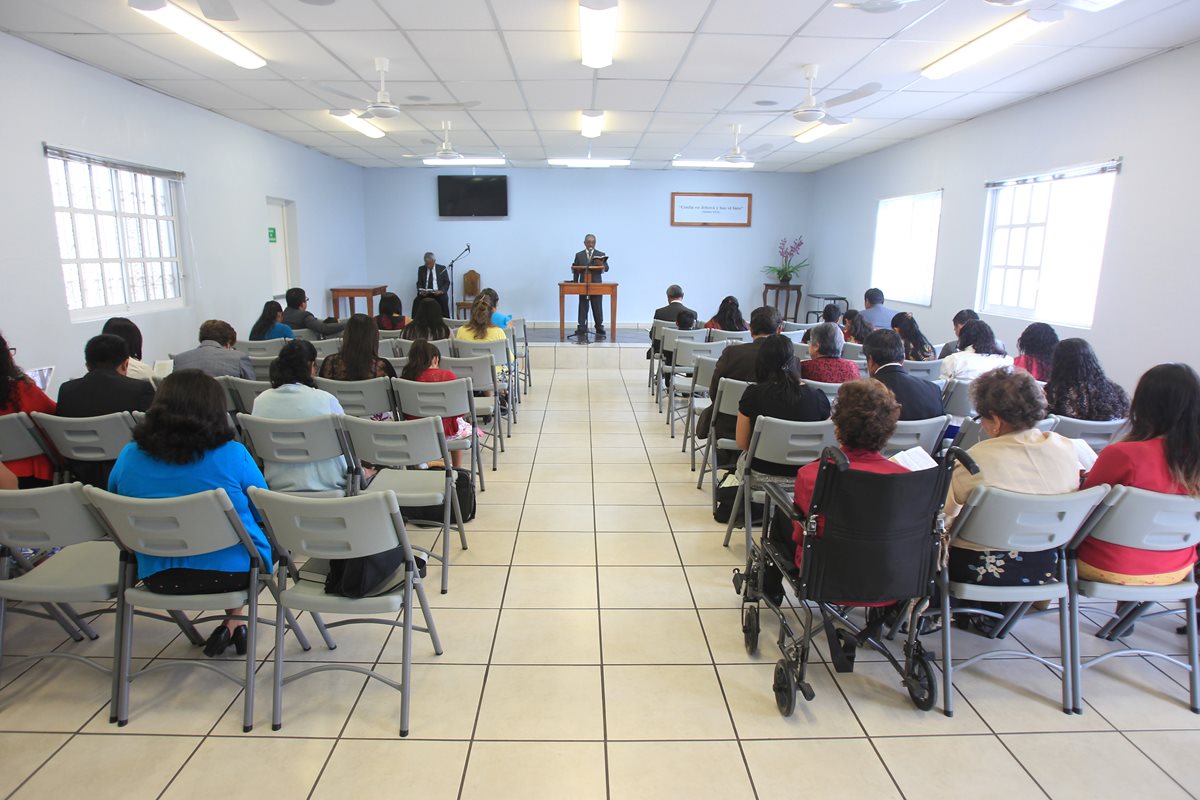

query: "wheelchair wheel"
left=773, top=659, right=797, bottom=717
left=742, top=605, right=760, bottom=655
left=906, top=652, right=938, bottom=711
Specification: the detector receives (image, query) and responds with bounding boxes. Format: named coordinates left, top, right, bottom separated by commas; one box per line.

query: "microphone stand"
left=446, top=244, right=469, bottom=316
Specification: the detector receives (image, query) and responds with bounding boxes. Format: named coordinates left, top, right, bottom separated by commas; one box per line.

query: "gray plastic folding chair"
left=340, top=416, right=467, bottom=594
left=942, top=378, right=975, bottom=418
left=311, top=338, right=343, bottom=358
left=0, top=412, right=59, bottom=476
left=235, top=339, right=286, bottom=358
left=223, top=377, right=272, bottom=415
left=391, top=338, right=413, bottom=357
left=379, top=329, right=406, bottom=341
left=214, top=375, right=242, bottom=415
left=802, top=379, right=842, bottom=406
left=427, top=338, right=453, bottom=358
left=1067, top=485, right=1200, bottom=715
left=392, top=376, right=484, bottom=491
left=248, top=356, right=274, bottom=381
left=443, top=318, right=468, bottom=330
left=31, top=411, right=136, bottom=484
left=667, top=339, right=728, bottom=437
left=250, top=489, right=442, bottom=736
left=236, top=413, right=355, bottom=497
left=291, top=328, right=319, bottom=342
left=450, top=338, right=516, bottom=433
left=684, top=355, right=719, bottom=467
left=937, top=483, right=1110, bottom=716
left=697, top=378, right=751, bottom=496
left=780, top=330, right=808, bottom=345
left=657, top=328, right=706, bottom=410
left=842, top=342, right=863, bottom=360
left=1050, top=415, right=1127, bottom=453
left=85, top=486, right=316, bottom=731
left=904, top=359, right=944, bottom=381
left=647, top=319, right=671, bottom=391
left=954, top=415, right=1058, bottom=451
left=708, top=329, right=753, bottom=343
left=441, top=355, right=504, bottom=467
left=781, top=322, right=819, bottom=333
left=315, top=376, right=396, bottom=419
left=510, top=317, right=532, bottom=391
left=883, top=415, right=952, bottom=457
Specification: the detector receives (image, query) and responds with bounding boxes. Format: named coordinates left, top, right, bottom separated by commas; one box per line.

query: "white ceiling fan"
left=671, top=125, right=771, bottom=169
left=401, top=122, right=506, bottom=165
left=753, top=64, right=879, bottom=126
left=317, top=57, right=479, bottom=119
left=129, top=0, right=334, bottom=23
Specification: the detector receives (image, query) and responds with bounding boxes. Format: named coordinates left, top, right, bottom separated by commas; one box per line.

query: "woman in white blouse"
left=940, top=319, right=1013, bottom=381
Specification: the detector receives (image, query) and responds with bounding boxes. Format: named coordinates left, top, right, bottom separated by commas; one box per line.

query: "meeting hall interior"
left=1, top=0, right=1199, bottom=797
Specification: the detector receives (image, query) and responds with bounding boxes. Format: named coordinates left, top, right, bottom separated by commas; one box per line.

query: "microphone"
left=466, top=243, right=471, bottom=253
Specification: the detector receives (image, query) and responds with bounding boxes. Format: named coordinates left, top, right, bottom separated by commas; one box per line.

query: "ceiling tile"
left=631, top=147, right=680, bottom=159
left=469, top=110, right=536, bottom=130
left=594, top=79, right=668, bottom=110
left=223, top=79, right=328, bottom=108
left=827, top=137, right=905, bottom=154
left=604, top=112, right=653, bottom=133
left=0, top=3, right=103, bottom=33
left=919, top=90, right=1034, bottom=119
left=40, top=0, right=165, bottom=34
left=584, top=131, right=644, bottom=146
left=726, top=84, right=810, bottom=112
left=602, top=32, right=692, bottom=80
left=757, top=37, right=888, bottom=87
left=358, top=114, right=428, bottom=133
left=490, top=0, right=576, bottom=31
left=448, top=80, right=526, bottom=108
left=1083, top=0, right=1200, bottom=48
left=375, top=0, right=497, bottom=30
left=143, top=78, right=261, bottom=108
left=309, top=31, right=437, bottom=82
left=853, top=88, right=962, bottom=118
left=287, top=109, right=374, bottom=131
left=275, top=130, right=346, bottom=146
left=522, top=80, right=593, bottom=110
left=799, top=1, right=948, bottom=39
left=898, top=2, right=1028, bottom=43
left=489, top=130, right=542, bottom=146
left=501, top=146, right=549, bottom=159
left=408, top=30, right=514, bottom=81
left=983, top=45, right=1157, bottom=93
left=637, top=131, right=695, bottom=150
left=173, top=0, right=296, bottom=31
left=503, top=31, right=592, bottom=80
left=830, top=39, right=950, bottom=91
left=646, top=111, right=719, bottom=133
left=868, top=117, right=959, bottom=138
left=402, top=107, right=478, bottom=128
left=659, top=81, right=745, bottom=113
left=674, top=33, right=789, bottom=83
left=531, top=110, right=581, bottom=129
left=1033, top=0, right=1187, bottom=47
left=908, top=43, right=1068, bottom=92
left=218, top=108, right=315, bottom=129
left=22, top=32, right=201, bottom=79
left=702, top=0, right=827, bottom=35
left=118, top=32, right=265, bottom=79
left=265, top=0, right=395, bottom=30
left=231, top=31, right=360, bottom=81
left=620, top=0, right=709, bottom=32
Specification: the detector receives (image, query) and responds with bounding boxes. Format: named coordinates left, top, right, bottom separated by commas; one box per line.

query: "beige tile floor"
left=2, top=356, right=1199, bottom=799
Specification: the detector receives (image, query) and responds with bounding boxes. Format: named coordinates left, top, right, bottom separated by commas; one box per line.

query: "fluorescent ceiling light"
left=580, top=110, right=605, bottom=139
left=328, top=110, right=385, bottom=139
left=921, top=11, right=1062, bottom=80
left=579, top=0, right=618, bottom=69
left=671, top=159, right=754, bottom=169
left=793, top=123, right=838, bottom=144
left=422, top=157, right=506, bottom=166
left=547, top=158, right=630, bottom=168
left=130, top=1, right=266, bottom=70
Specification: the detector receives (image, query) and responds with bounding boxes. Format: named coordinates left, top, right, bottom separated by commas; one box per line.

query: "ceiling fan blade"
left=197, top=0, right=238, bottom=21
left=313, top=82, right=372, bottom=105
left=298, top=0, right=336, bottom=5
left=746, top=143, right=774, bottom=156
left=822, top=115, right=851, bottom=126
left=400, top=101, right=480, bottom=109
left=824, top=82, right=882, bottom=108
left=357, top=109, right=376, bottom=119
left=833, top=0, right=920, bottom=11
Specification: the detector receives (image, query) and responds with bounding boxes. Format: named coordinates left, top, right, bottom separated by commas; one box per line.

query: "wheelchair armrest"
left=763, top=483, right=802, bottom=522
left=944, top=445, right=980, bottom=475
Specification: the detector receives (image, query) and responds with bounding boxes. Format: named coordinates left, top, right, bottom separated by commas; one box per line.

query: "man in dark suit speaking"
left=863, top=329, right=945, bottom=420
left=416, top=251, right=451, bottom=319
left=572, top=233, right=609, bottom=338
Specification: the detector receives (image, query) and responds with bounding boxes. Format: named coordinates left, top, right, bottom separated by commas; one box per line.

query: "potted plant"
left=762, top=236, right=809, bottom=284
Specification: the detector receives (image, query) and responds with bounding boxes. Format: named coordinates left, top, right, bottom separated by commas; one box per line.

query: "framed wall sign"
left=670, top=192, right=752, bottom=227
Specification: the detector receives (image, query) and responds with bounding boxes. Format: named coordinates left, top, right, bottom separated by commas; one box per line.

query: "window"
left=45, top=146, right=186, bottom=319
left=869, top=190, right=943, bottom=307
left=979, top=160, right=1119, bottom=329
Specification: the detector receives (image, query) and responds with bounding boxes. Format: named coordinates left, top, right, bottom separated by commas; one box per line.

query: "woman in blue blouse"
left=108, top=370, right=271, bottom=657
left=248, top=300, right=294, bottom=341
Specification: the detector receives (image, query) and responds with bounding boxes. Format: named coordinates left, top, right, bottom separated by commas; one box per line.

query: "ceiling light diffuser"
left=921, top=10, right=1062, bottom=80
left=670, top=159, right=754, bottom=169
left=547, top=158, right=630, bottom=168
left=793, top=123, right=837, bottom=144
left=580, top=110, right=605, bottom=139
left=328, top=110, right=385, bottom=139
left=422, top=157, right=506, bottom=166
left=130, top=1, right=266, bottom=70
left=579, top=0, right=618, bottom=69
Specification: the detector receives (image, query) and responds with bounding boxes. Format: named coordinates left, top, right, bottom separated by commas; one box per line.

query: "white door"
left=266, top=199, right=292, bottom=297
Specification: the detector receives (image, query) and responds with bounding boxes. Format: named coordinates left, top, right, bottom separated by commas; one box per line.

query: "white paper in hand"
left=889, top=446, right=939, bottom=471
left=1072, top=439, right=1099, bottom=472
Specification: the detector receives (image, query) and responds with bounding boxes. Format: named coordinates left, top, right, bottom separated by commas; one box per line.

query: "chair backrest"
left=31, top=412, right=135, bottom=462
left=780, top=330, right=808, bottom=345
left=0, top=482, right=109, bottom=550
left=708, top=329, right=752, bottom=343
left=957, top=415, right=1057, bottom=451
left=462, top=269, right=481, bottom=298
left=781, top=322, right=819, bottom=332
left=903, top=359, right=943, bottom=381
left=691, top=356, right=720, bottom=394
left=0, top=412, right=51, bottom=463
left=291, top=328, right=319, bottom=342
left=439, top=355, right=497, bottom=393
left=451, top=336, right=507, bottom=365
left=883, top=415, right=952, bottom=457
left=236, top=338, right=286, bottom=358
left=251, top=488, right=413, bottom=563
left=311, top=338, right=343, bottom=358
left=394, top=337, right=452, bottom=357
left=842, top=342, right=863, bottom=360
left=509, top=317, right=529, bottom=347
left=392, top=377, right=473, bottom=419
left=714, top=378, right=751, bottom=417
left=803, top=379, right=841, bottom=405
left=314, top=376, right=395, bottom=418
left=391, top=338, right=412, bottom=357
left=379, top=328, right=407, bottom=340
left=649, top=319, right=671, bottom=349
left=1050, top=415, right=1127, bottom=453
left=660, top=328, right=705, bottom=357
left=340, top=415, right=445, bottom=468
left=224, top=377, right=272, bottom=415
left=214, top=375, right=240, bottom=413
left=942, top=378, right=975, bottom=417
left=954, top=484, right=1110, bottom=553
left=1074, top=484, right=1200, bottom=552
left=427, top=338, right=453, bottom=357
left=747, top=416, right=838, bottom=470
left=672, top=339, right=729, bottom=370
left=385, top=356, right=408, bottom=374
left=444, top=318, right=469, bottom=330
left=248, top=355, right=274, bottom=381
left=236, top=413, right=348, bottom=467
left=85, top=486, right=263, bottom=567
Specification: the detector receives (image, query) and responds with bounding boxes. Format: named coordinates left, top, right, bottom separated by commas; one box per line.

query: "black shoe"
left=203, top=625, right=231, bottom=657
left=595, top=327, right=607, bottom=338
left=230, top=624, right=247, bottom=656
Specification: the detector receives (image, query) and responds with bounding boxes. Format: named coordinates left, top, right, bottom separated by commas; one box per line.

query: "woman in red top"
left=0, top=334, right=56, bottom=487
left=1078, top=363, right=1200, bottom=585
left=374, top=292, right=407, bottom=332
left=800, top=322, right=861, bottom=384
left=399, top=340, right=467, bottom=468
left=1012, top=322, right=1058, bottom=381
left=703, top=296, right=748, bottom=331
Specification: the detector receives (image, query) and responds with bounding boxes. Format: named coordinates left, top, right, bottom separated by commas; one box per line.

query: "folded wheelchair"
left=732, top=446, right=973, bottom=716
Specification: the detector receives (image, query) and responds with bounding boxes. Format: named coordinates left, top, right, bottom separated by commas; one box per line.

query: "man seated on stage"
left=416, top=252, right=451, bottom=319
left=283, top=288, right=346, bottom=338
left=572, top=234, right=609, bottom=338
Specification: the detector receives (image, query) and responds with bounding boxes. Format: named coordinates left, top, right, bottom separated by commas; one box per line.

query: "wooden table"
left=762, top=282, right=803, bottom=322
left=805, top=292, right=850, bottom=323
left=559, top=282, right=618, bottom=341
left=329, top=285, right=386, bottom=320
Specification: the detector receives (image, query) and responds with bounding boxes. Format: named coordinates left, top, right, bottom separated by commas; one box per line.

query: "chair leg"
left=272, top=587, right=286, bottom=731
left=116, top=588, right=135, bottom=726
left=440, top=491, right=452, bottom=595
left=309, top=611, right=337, bottom=650
left=473, top=432, right=485, bottom=493
left=1067, top=564, right=1083, bottom=713
left=722, top=482, right=744, bottom=548
left=1057, top=596, right=1073, bottom=714
left=243, top=578, right=258, bottom=733
left=42, top=602, right=83, bottom=641
left=414, top=578, right=442, bottom=655
left=1188, top=596, right=1199, bottom=713
left=742, top=480, right=755, bottom=556
left=399, top=572, right=414, bottom=737
left=941, top=576, right=954, bottom=717
left=58, top=603, right=99, bottom=640
left=168, top=609, right=207, bottom=646
left=697, top=438, right=710, bottom=490
left=451, top=489, right=468, bottom=550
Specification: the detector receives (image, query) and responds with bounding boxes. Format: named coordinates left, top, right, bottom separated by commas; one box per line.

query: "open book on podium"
left=572, top=261, right=607, bottom=286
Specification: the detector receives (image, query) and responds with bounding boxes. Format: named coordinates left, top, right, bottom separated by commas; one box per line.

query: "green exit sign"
left=268, top=226, right=277, bottom=243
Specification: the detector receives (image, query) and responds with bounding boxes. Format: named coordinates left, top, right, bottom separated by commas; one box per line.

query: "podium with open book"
left=559, top=264, right=617, bottom=341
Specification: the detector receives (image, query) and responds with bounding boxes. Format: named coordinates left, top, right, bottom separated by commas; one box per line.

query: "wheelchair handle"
left=944, top=446, right=980, bottom=475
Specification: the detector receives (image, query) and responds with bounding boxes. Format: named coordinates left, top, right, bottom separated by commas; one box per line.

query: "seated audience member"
left=102, top=317, right=154, bottom=381
left=939, top=319, right=1013, bottom=382
left=399, top=340, right=468, bottom=468
left=319, top=314, right=396, bottom=381
left=676, top=309, right=697, bottom=331
left=864, top=329, right=945, bottom=420
left=0, top=333, right=56, bottom=488
left=705, top=296, right=749, bottom=332
left=455, top=298, right=510, bottom=352
left=1076, top=363, right=1200, bottom=585
left=802, top=304, right=842, bottom=344
left=938, top=309, right=980, bottom=358
left=173, top=320, right=255, bottom=379
left=479, top=288, right=512, bottom=329
left=650, top=285, right=697, bottom=351
left=801, top=322, right=861, bottom=384
left=1013, top=322, right=1058, bottom=381
left=760, top=379, right=907, bottom=603
left=892, top=312, right=935, bottom=362
left=0, top=462, right=15, bottom=490
left=859, top=288, right=897, bottom=329
left=282, top=287, right=346, bottom=338
left=56, top=334, right=157, bottom=487
left=736, top=334, right=831, bottom=477
left=251, top=340, right=347, bottom=494
left=108, top=370, right=271, bottom=657
left=697, top=306, right=783, bottom=443
left=402, top=297, right=452, bottom=341
left=1044, top=338, right=1129, bottom=421
left=375, top=292, right=406, bottom=332
left=842, top=309, right=874, bottom=344
left=249, top=300, right=294, bottom=341
left=945, top=368, right=1079, bottom=594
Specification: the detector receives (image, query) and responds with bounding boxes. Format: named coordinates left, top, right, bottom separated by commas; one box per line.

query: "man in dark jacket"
left=863, top=329, right=945, bottom=420
left=282, top=287, right=346, bottom=338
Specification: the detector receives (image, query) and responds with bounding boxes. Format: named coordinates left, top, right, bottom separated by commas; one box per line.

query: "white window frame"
left=978, top=159, right=1120, bottom=329
left=44, top=145, right=188, bottom=322
left=869, top=189, right=943, bottom=307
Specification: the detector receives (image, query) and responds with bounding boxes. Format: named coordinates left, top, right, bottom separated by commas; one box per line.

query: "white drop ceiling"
left=2, top=0, right=1198, bottom=171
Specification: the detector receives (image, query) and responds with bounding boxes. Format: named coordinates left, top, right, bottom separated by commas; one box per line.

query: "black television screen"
left=438, top=175, right=508, bottom=217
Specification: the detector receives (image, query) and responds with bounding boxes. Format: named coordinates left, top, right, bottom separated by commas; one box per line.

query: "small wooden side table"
left=329, top=285, right=387, bottom=320
left=762, top=283, right=804, bottom=322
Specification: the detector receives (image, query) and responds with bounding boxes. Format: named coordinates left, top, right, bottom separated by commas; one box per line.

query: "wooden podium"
left=559, top=265, right=617, bottom=341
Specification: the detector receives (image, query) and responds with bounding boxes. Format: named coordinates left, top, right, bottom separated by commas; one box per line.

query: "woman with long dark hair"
left=102, top=317, right=154, bottom=381
left=399, top=340, right=467, bottom=467
left=891, top=312, right=935, bottom=362
left=939, top=319, right=1013, bottom=381
left=842, top=309, right=874, bottom=345
left=375, top=292, right=406, bottom=331
left=319, top=314, right=395, bottom=381
left=402, top=297, right=451, bottom=341
left=704, top=296, right=748, bottom=331
left=1044, top=338, right=1129, bottom=421
left=249, top=301, right=294, bottom=341
left=0, top=332, right=56, bottom=487
left=1077, top=363, right=1200, bottom=585
left=1013, top=322, right=1058, bottom=381
left=108, top=370, right=271, bottom=656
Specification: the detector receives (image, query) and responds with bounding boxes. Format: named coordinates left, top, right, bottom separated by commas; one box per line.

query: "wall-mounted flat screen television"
left=437, top=175, right=508, bottom=217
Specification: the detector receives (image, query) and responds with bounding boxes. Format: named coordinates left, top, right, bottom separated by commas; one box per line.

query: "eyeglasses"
left=6, top=347, right=13, bottom=356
